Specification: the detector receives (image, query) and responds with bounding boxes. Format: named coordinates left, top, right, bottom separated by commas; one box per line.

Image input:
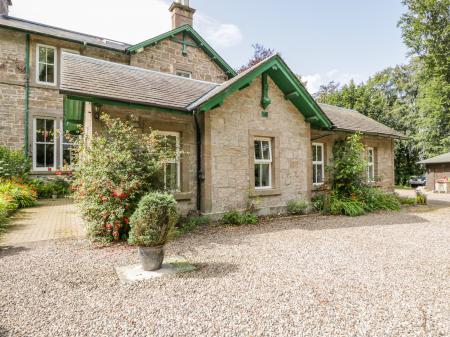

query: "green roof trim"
left=127, top=25, right=237, bottom=78
left=191, top=55, right=333, bottom=129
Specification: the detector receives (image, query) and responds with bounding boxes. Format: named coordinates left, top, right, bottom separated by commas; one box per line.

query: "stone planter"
left=52, top=194, right=58, bottom=199
left=138, top=246, right=165, bottom=271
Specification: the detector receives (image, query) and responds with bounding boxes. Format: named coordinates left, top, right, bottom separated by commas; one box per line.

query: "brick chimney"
left=169, top=0, right=196, bottom=29
left=0, top=0, right=12, bottom=16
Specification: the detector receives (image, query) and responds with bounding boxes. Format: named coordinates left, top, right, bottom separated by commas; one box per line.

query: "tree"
left=237, top=44, right=275, bottom=73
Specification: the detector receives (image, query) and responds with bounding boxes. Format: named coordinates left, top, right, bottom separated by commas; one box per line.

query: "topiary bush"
left=287, top=199, right=309, bottom=215
left=128, top=192, right=178, bottom=247
left=73, top=114, right=172, bottom=242
left=0, top=146, right=30, bottom=179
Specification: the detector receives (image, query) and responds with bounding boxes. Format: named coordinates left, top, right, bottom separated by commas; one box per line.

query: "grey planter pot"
left=138, top=246, right=165, bottom=271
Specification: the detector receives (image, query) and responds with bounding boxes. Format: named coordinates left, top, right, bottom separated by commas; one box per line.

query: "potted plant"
left=128, top=192, right=178, bottom=271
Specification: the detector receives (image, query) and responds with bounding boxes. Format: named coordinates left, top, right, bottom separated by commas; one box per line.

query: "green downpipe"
left=24, top=33, right=30, bottom=157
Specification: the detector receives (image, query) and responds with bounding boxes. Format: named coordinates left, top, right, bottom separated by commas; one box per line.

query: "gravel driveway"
left=1, top=202, right=449, bottom=336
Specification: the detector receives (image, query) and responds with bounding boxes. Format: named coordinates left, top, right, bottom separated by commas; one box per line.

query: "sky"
left=9, top=0, right=409, bottom=93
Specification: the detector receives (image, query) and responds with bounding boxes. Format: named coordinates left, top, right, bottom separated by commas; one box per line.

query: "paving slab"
left=0, top=198, right=85, bottom=246
left=115, top=256, right=195, bottom=283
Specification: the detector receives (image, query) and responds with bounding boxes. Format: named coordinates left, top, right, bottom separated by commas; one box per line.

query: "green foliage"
left=0, top=180, right=37, bottom=208
left=128, top=192, right=178, bottom=247
left=28, top=178, right=71, bottom=198
left=397, top=196, right=417, bottom=205
left=311, top=194, right=331, bottom=214
left=416, top=190, right=428, bottom=205
left=287, top=199, right=309, bottom=215
left=0, top=146, right=30, bottom=179
left=329, top=133, right=367, bottom=197
left=358, top=188, right=401, bottom=212
left=73, top=114, right=171, bottom=242
left=330, top=197, right=366, bottom=217
left=221, top=210, right=258, bottom=226
left=175, top=215, right=211, bottom=236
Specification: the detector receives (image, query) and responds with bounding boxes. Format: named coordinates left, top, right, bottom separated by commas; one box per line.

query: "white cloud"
left=303, top=69, right=363, bottom=94
left=9, top=0, right=242, bottom=48
left=196, top=14, right=243, bottom=48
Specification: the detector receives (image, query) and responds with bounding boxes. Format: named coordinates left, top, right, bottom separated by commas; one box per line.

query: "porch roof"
left=60, top=53, right=219, bottom=111
left=319, top=103, right=406, bottom=139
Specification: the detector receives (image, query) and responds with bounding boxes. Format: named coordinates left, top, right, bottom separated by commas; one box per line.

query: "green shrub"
left=397, top=195, right=417, bottom=206
left=222, top=210, right=258, bottom=226
left=73, top=114, right=172, bottom=242
left=29, top=178, right=71, bottom=198
left=416, top=191, right=427, bottom=205
left=359, top=188, right=401, bottom=212
left=287, top=199, right=308, bottom=215
left=330, top=197, right=366, bottom=217
left=128, top=192, right=178, bottom=247
left=0, top=180, right=37, bottom=208
left=0, top=146, right=30, bottom=179
left=312, top=194, right=332, bottom=214
left=177, top=215, right=211, bottom=235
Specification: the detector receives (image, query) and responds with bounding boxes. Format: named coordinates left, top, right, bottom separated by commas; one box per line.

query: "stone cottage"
left=0, top=0, right=404, bottom=216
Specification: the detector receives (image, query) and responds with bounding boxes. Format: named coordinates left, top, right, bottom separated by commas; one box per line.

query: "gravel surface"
left=1, top=204, right=449, bottom=337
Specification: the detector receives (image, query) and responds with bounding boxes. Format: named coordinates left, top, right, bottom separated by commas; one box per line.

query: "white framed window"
left=159, top=131, right=181, bottom=192
left=175, top=70, right=192, bottom=79
left=367, top=147, right=375, bottom=182
left=33, top=118, right=56, bottom=171
left=36, top=44, right=57, bottom=85
left=60, top=120, right=80, bottom=168
left=254, top=138, right=272, bottom=189
left=312, top=143, right=325, bottom=185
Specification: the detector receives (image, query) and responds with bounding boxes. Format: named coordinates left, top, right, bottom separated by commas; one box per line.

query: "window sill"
left=250, top=188, right=281, bottom=197
left=173, top=192, right=193, bottom=201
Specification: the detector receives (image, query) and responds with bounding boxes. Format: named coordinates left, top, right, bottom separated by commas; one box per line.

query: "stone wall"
left=203, top=76, right=312, bottom=215
left=130, top=34, right=229, bottom=83
left=310, top=129, right=396, bottom=191
left=89, top=105, right=198, bottom=215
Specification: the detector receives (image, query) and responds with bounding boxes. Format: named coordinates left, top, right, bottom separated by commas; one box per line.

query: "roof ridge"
left=3, top=15, right=130, bottom=46
left=61, top=52, right=220, bottom=86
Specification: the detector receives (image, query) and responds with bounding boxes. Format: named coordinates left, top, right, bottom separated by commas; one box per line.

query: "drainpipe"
left=193, top=110, right=202, bottom=213
left=24, top=33, right=30, bottom=157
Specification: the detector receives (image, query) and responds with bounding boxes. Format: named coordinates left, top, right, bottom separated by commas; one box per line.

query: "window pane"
left=46, top=48, right=55, bottom=64
left=261, top=163, right=270, bottom=187
left=312, top=146, right=317, bottom=162
left=39, top=63, right=46, bottom=82
left=45, top=120, right=54, bottom=142
left=63, top=144, right=72, bottom=166
left=261, top=141, right=271, bottom=160
left=313, top=164, right=317, bottom=184
left=165, top=162, right=178, bottom=191
left=255, top=164, right=261, bottom=187
left=36, top=144, right=46, bottom=167
left=39, top=47, right=46, bottom=62
left=254, top=141, right=262, bottom=160
left=47, top=65, right=54, bottom=83
left=36, top=119, right=45, bottom=142
left=45, top=144, right=54, bottom=167
left=317, top=145, right=322, bottom=161
left=317, top=164, right=323, bottom=183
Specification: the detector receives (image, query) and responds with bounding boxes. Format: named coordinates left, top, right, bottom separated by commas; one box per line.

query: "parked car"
left=408, top=176, right=426, bottom=187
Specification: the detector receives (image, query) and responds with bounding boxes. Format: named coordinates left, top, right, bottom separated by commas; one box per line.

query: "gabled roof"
left=60, top=53, right=218, bottom=111
left=0, top=15, right=130, bottom=51
left=127, top=24, right=237, bottom=78
left=189, top=54, right=333, bottom=129
left=319, top=103, right=406, bottom=138
left=419, top=152, right=450, bottom=164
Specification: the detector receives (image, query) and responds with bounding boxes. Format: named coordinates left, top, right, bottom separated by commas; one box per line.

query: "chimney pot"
left=0, top=0, right=12, bottom=16
left=169, top=0, right=196, bottom=29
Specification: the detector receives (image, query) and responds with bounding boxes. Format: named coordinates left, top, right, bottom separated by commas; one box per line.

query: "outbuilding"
left=419, top=152, right=450, bottom=193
